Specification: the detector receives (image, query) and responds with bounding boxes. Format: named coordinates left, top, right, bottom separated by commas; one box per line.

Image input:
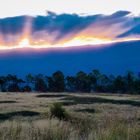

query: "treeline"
left=0, top=70, right=140, bottom=94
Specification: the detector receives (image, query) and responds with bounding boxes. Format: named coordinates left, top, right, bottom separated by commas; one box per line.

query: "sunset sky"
left=0, top=0, right=140, bottom=50
left=0, top=0, right=140, bottom=75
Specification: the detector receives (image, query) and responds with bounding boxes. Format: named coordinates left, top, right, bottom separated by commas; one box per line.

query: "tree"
left=34, top=74, right=47, bottom=92
left=106, top=75, right=116, bottom=92
left=26, top=73, right=35, bottom=91
left=132, top=72, right=140, bottom=94
left=66, top=76, right=76, bottom=92
left=124, top=71, right=135, bottom=93
left=0, top=76, right=6, bottom=92
left=26, top=73, right=34, bottom=83
left=48, top=71, right=65, bottom=92
left=6, top=74, right=24, bottom=92
left=113, top=75, right=125, bottom=93
left=89, top=69, right=101, bottom=92
left=75, top=71, right=91, bottom=92
left=97, top=74, right=110, bottom=92
left=0, top=70, right=139, bottom=94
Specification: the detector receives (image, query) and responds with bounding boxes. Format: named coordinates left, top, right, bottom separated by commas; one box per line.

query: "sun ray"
left=0, top=36, right=140, bottom=50
left=18, top=38, right=30, bottom=48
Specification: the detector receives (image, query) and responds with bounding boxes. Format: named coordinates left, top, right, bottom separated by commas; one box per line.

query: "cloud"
left=31, top=12, right=100, bottom=44
left=0, top=11, right=140, bottom=48
left=0, top=16, right=29, bottom=45
left=117, top=17, right=140, bottom=37
left=110, top=11, right=131, bottom=18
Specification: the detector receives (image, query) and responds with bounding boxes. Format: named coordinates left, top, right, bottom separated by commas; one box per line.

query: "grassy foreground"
left=0, top=92, right=139, bottom=140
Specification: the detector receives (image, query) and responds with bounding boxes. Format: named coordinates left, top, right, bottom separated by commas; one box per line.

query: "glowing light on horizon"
left=0, top=36, right=140, bottom=51
left=18, top=38, right=30, bottom=48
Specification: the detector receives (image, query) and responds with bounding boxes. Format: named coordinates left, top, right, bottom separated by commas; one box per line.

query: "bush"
left=49, top=102, right=69, bottom=120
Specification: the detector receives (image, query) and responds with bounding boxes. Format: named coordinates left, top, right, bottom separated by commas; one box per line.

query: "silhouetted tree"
left=26, top=73, right=35, bottom=90
left=34, top=74, right=47, bottom=92
left=89, top=69, right=101, bottom=92
left=106, top=75, right=116, bottom=92
left=97, top=74, right=110, bottom=92
left=26, top=73, right=34, bottom=83
left=66, top=76, right=76, bottom=92
left=6, top=74, right=24, bottom=92
left=0, top=76, right=6, bottom=92
left=124, top=71, right=135, bottom=93
left=48, top=71, right=65, bottom=92
left=75, top=71, right=91, bottom=92
left=134, top=80, right=140, bottom=94
left=0, top=70, right=139, bottom=94
left=113, top=75, right=125, bottom=93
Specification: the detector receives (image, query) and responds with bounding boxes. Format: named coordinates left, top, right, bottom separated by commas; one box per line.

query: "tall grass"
left=0, top=115, right=139, bottom=140
left=0, top=93, right=139, bottom=140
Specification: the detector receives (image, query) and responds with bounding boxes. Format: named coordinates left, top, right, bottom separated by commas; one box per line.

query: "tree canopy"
left=0, top=70, right=140, bottom=94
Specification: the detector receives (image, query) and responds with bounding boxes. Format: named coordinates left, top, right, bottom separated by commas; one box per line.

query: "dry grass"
left=0, top=92, right=139, bottom=140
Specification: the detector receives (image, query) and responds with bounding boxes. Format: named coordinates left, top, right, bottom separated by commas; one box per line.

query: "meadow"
left=0, top=92, right=140, bottom=140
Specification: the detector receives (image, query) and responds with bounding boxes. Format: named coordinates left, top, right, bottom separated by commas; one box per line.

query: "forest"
left=0, top=70, right=140, bottom=94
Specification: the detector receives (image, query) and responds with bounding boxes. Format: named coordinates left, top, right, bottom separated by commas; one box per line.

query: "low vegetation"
left=0, top=93, right=139, bottom=139
left=49, top=102, right=69, bottom=120
left=0, top=115, right=139, bottom=140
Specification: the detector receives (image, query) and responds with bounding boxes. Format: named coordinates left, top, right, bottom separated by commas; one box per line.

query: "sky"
left=0, top=10, right=140, bottom=50
left=0, top=0, right=140, bottom=75
left=0, top=0, right=140, bottom=17
left=0, top=0, right=140, bottom=50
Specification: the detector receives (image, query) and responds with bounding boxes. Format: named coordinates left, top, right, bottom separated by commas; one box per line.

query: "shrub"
left=49, top=102, right=69, bottom=120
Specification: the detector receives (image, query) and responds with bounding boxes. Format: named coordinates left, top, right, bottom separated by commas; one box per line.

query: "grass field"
left=0, top=92, right=140, bottom=140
